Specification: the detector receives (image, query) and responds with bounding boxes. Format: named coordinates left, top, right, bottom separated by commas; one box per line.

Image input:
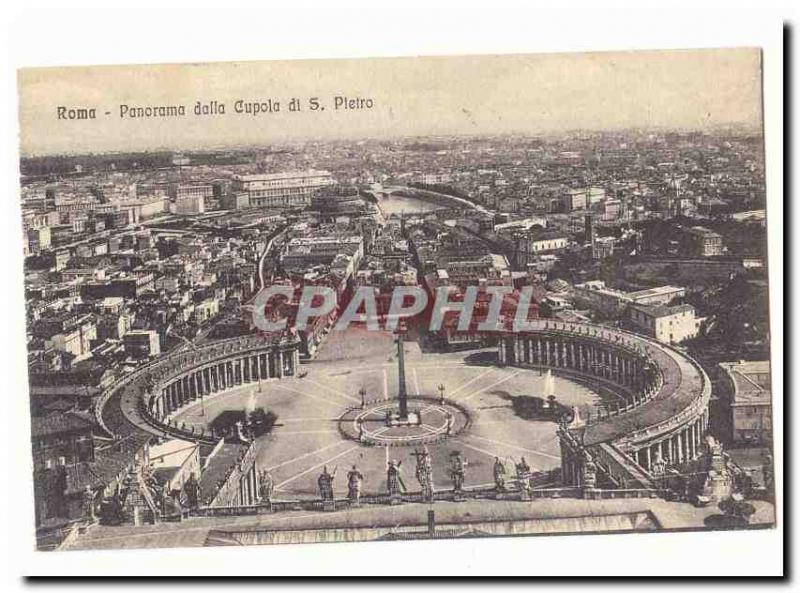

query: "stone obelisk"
left=396, top=336, right=409, bottom=420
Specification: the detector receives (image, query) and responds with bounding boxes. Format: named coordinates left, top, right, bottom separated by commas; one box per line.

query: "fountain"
left=241, top=389, right=259, bottom=441
left=544, top=369, right=555, bottom=399
left=245, top=389, right=257, bottom=416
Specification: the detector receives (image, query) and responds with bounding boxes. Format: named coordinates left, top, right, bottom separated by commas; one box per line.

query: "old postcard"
left=17, top=49, right=775, bottom=555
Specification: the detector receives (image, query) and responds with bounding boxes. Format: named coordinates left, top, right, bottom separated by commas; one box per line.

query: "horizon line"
left=18, top=124, right=764, bottom=160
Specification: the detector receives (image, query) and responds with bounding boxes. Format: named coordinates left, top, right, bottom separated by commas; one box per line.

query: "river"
left=375, top=194, right=446, bottom=216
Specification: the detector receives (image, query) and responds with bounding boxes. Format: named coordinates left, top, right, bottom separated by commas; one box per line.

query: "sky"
left=17, top=48, right=763, bottom=156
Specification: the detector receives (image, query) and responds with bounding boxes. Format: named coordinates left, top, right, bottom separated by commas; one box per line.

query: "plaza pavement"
left=173, top=328, right=601, bottom=498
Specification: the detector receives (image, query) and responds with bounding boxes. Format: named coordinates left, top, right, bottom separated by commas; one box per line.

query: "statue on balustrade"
left=449, top=451, right=467, bottom=494
left=515, top=457, right=532, bottom=498
left=318, top=466, right=336, bottom=502
left=347, top=465, right=364, bottom=505
left=414, top=447, right=434, bottom=501
left=701, top=436, right=733, bottom=502
left=705, top=435, right=726, bottom=472
left=99, top=488, right=125, bottom=526
left=82, top=485, right=97, bottom=523
left=582, top=459, right=598, bottom=490
left=160, top=482, right=174, bottom=514
left=258, top=470, right=274, bottom=504
left=143, top=466, right=159, bottom=494
left=183, top=474, right=200, bottom=509
left=493, top=457, right=507, bottom=492
left=387, top=460, right=405, bottom=500
left=762, top=453, right=774, bottom=494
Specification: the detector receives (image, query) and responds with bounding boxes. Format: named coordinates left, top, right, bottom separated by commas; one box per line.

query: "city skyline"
left=18, top=124, right=765, bottom=160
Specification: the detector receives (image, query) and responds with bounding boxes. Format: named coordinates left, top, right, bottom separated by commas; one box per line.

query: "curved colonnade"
left=498, top=320, right=711, bottom=488
left=96, top=334, right=302, bottom=443
left=98, top=320, right=710, bottom=500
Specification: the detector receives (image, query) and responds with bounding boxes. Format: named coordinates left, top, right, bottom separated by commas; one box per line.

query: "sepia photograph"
left=4, top=3, right=786, bottom=576
left=15, top=48, right=778, bottom=554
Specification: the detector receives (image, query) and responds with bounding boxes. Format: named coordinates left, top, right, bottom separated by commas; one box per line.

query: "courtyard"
left=173, top=328, right=602, bottom=500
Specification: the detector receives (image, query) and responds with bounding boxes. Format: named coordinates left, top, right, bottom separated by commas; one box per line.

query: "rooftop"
left=62, top=432, right=152, bottom=495
left=629, top=303, right=695, bottom=319
left=234, top=170, right=332, bottom=182
left=286, top=235, right=362, bottom=247
left=530, top=230, right=569, bottom=242
left=30, top=410, right=95, bottom=438
left=720, top=360, right=771, bottom=405
left=628, top=285, right=685, bottom=300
